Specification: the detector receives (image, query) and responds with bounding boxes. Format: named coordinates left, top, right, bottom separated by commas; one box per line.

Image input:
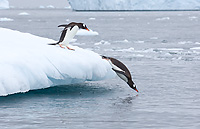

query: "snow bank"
left=0, top=0, right=9, bottom=9
left=0, top=28, right=115, bottom=96
left=68, top=0, right=200, bottom=11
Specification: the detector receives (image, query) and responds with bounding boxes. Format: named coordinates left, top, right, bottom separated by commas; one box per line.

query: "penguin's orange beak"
left=85, top=28, right=89, bottom=31
left=133, top=85, right=138, bottom=92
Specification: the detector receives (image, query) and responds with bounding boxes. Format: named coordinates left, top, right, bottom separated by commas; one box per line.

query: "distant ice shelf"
left=68, top=0, right=200, bottom=11
left=0, top=28, right=115, bottom=96
left=0, top=0, right=9, bottom=9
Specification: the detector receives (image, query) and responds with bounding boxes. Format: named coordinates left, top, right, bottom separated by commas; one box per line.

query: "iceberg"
left=0, top=28, right=115, bottom=96
left=76, top=29, right=99, bottom=36
left=0, top=0, right=9, bottom=9
left=68, top=0, right=200, bottom=11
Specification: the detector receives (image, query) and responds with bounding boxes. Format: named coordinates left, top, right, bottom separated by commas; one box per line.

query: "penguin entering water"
left=49, top=22, right=89, bottom=50
left=102, top=56, right=138, bottom=92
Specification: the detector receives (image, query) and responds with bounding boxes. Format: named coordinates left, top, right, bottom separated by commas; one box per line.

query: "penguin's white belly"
left=116, top=73, right=128, bottom=83
left=62, top=26, right=79, bottom=46
left=108, top=60, right=128, bottom=83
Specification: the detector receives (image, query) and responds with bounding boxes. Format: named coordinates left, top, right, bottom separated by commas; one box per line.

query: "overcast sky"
left=8, top=0, right=70, bottom=8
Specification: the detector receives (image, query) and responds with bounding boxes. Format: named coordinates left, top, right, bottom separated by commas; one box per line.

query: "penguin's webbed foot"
left=67, top=46, right=75, bottom=51
left=59, top=44, right=65, bottom=49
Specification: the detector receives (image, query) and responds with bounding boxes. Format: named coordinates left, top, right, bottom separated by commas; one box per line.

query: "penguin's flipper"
left=58, top=24, right=69, bottom=28
left=112, top=68, right=131, bottom=79
left=112, top=68, right=126, bottom=75
left=58, top=29, right=67, bottom=43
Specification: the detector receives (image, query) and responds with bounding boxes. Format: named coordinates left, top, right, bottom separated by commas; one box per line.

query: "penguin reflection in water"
left=102, top=56, right=138, bottom=92
left=49, top=22, right=89, bottom=50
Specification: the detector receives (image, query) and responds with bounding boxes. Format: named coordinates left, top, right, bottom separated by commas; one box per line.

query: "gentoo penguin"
left=102, top=56, right=138, bottom=92
left=49, top=22, right=89, bottom=50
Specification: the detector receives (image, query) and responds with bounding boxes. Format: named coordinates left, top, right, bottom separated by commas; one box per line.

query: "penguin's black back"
left=110, top=58, right=132, bottom=79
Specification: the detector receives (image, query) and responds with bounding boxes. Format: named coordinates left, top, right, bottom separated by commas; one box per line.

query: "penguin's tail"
left=48, top=42, right=59, bottom=45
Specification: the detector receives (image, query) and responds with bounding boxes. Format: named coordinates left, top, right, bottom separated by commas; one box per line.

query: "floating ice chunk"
left=123, top=39, right=129, bottom=42
left=134, top=40, right=145, bottom=43
left=94, top=40, right=110, bottom=45
left=18, top=12, right=30, bottom=16
left=156, top=48, right=184, bottom=51
left=132, top=54, right=145, bottom=57
left=150, top=37, right=158, bottom=40
left=178, top=41, right=192, bottom=44
left=39, top=5, right=57, bottom=9
left=65, top=6, right=71, bottom=9
left=0, top=17, right=13, bottom=21
left=72, top=42, right=85, bottom=46
left=89, top=18, right=96, bottom=20
left=0, top=28, right=115, bottom=96
left=156, top=17, right=170, bottom=21
left=166, top=48, right=184, bottom=51
left=46, top=5, right=55, bottom=9
left=76, top=29, right=99, bottom=36
left=115, top=39, right=129, bottom=43
left=190, top=47, right=200, bottom=50
left=39, top=5, right=45, bottom=9
left=189, top=16, right=198, bottom=20
left=117, top=47, right=135, bottom=52
left=71, top=38, right=77, bottom=42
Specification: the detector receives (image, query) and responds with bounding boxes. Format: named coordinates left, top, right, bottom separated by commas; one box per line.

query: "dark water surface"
left=0, top=9, right=200, bottom=128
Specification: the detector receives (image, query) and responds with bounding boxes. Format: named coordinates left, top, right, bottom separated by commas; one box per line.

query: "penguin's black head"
left=80, top=23, right=89, bottom=31
left=101, top=55, right=110, bottom=61
left=128, top=80, right=138, bottom=92
left=58, top=22, right=89, bottom=31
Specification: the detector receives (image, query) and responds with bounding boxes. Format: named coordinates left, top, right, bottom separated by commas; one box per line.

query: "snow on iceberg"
left=0, top=28, right=115, bottom=96
left=0, top=0, right=9, bottom=9
left=68, top=0, right=200, bottom=11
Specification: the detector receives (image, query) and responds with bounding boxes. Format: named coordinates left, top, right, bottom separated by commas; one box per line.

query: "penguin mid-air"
left=49, top=22, right=89, bottom=50
left=102, top=56, right=138, bottom=92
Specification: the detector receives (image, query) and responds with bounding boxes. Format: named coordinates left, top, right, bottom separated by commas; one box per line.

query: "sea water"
left=0, top=9, right=200, bottom=128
